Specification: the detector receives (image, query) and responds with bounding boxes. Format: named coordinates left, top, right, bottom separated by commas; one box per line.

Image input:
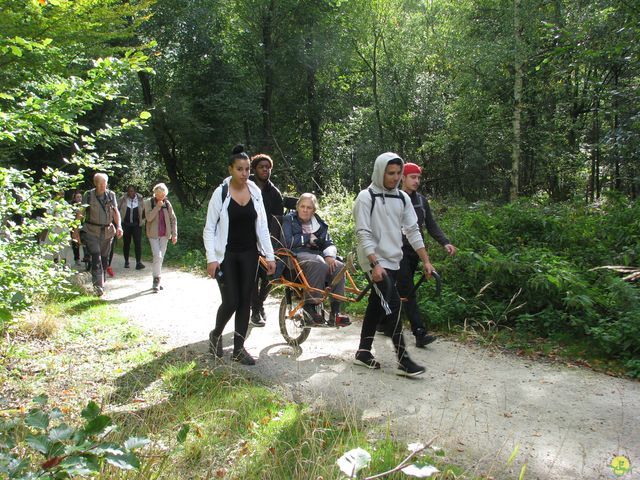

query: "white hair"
left=93, top=173, right=108, bottom=184
left=153, top=182, right=169, bottom=195
left=297, top=192, right=318, bottom=211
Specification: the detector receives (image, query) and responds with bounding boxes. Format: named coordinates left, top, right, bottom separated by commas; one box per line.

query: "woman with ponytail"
left=203, top=145, right=276, bottom=365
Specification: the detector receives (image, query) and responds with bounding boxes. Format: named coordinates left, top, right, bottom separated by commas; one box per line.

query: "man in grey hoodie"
left=353, top=152, right=435, bottom=377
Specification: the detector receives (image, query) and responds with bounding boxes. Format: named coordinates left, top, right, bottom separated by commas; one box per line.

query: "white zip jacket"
left=203, top=177, right=275, bottom=264
left=353, top=152, right=425, bottom=273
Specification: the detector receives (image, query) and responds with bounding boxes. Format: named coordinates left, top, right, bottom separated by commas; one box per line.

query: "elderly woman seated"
left=282, top=193, right=349, bottom=325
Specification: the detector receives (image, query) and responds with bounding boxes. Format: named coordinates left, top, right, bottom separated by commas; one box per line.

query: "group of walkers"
left=201, top=146, right=456, bottom=376
left=75, top=146, right=456, bottom=377
left=72, top=174, right=177, bottom=297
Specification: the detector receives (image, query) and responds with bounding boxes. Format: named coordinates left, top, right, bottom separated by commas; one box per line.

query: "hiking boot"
left=152, top=277, right=160, bottom=293
left=209, top=331, right=223, bottom=358
left=250, top=312, right=266, bottom=327
left=124, top=261, right=130, bottom=268
left=397, top=356, right=426, bottom=377
left=232, top=348, right=256, bottom=366
left=353, top=351, right=381, bottom=370
left=135, top=263, right=146, bottom=270
left=106, top=266, right=114, bottom=277
left=415, top=329, right=437, bottom=348
left=94, top=286, right=104, bottom=297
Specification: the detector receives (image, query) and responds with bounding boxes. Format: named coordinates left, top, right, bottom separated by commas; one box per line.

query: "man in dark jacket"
left=249, top=153, right=284, bottom=327
left=397, top=162, right=457, bottom=347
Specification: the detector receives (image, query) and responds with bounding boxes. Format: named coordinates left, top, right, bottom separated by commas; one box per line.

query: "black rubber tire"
left=279, top=289, right=311, bottom=346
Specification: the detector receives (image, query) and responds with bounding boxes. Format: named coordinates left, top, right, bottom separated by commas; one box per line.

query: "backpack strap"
left=215, top=183, right=228, bottom=226
left=368, top=187, right=406, bottom=215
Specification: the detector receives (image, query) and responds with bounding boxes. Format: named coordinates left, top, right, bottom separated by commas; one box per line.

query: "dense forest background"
left=1, top=0, right=638, bottom=374
left=3, top=0, right=638, bottom=203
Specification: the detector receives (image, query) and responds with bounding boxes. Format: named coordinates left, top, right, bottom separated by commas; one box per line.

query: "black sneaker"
left=136, top=263, right=146, bottom=270
left=353, top=351, right=381, bottom=369
left=415, top=330, right=437, bottom=348
left=397, top=357, right=425, bottom=377
left=209, top=331, right=223, bottom=358
left=124, top=262, right=130, bottom=268
left=232, top=348, right=255, bottom=366
left=250, top=313, right=266, bottom=327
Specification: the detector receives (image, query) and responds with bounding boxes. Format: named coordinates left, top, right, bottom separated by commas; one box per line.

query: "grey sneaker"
left=397, top=357, right=425, bottom=377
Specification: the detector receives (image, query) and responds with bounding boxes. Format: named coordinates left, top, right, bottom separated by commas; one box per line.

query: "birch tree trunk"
left=510, top=0, right=523, bottom=202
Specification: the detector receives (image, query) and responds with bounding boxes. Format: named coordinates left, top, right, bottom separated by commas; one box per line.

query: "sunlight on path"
left=103, top=254, right=640, bottom=480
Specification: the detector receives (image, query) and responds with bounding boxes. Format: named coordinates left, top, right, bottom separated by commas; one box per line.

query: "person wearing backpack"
left=203, top=145, right=276, bottom=366
left=77, top=173, right=123, bottom=296
left=352, top=153, right=435, bottom=377
left=143, top=183, right=178, bottom=293
left=396, top=163, right=457, bottom=347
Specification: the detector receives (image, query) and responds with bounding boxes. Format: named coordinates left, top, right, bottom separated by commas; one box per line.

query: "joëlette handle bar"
left=409, top=270, right=442, bottom=298
left=357, top=270, right=442, bottom=303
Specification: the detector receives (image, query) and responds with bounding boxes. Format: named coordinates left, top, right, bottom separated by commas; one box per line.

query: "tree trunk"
left=305, top=35, right=322, bottom=193
left=510, top=0, right=523, bottom=202
left=612, top=68, right=621, bottom=192
left=372, top=33, right=384, bottom=146
left=138, top=71, right=190, bottom=208
left=260, top=0, right=275, bottom=152
left=589, top=99, right=600, bottom=202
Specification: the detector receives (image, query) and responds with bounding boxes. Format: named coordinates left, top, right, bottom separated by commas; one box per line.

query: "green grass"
left=2, top=291, right=479, bottom=480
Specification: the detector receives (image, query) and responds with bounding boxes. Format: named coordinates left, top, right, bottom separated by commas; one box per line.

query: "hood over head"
left=371, top=152, right=404, bottom=191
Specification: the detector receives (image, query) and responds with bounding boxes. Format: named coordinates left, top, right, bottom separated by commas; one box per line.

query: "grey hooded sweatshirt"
left=353, top=152, right=425, bottom=273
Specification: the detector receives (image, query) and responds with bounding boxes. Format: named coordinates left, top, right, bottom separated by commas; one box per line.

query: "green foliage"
left=0, top=1, right=152, bottom=320
left=0, top=396, right=149, bottom=479
left=420, top=198, right=640, bottom=373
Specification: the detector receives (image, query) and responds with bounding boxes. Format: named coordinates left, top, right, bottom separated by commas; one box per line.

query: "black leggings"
left=212, top=250, right=259, bottom=352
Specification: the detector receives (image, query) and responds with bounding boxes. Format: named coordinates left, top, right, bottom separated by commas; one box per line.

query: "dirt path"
left=100, top=254, right=639, bottom=480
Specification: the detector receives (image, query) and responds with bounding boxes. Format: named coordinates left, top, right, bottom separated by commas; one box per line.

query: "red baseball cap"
left=403, top=163, right=422, bottom=175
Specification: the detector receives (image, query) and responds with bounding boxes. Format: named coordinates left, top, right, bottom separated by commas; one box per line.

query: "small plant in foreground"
left=0, top=395, right=149, bottom=479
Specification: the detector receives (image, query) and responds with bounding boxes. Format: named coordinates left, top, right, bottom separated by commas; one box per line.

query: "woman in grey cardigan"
left=143, top=183, right=178, bottom=292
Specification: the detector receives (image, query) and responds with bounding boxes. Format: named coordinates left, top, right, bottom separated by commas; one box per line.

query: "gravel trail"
left=102, top=254, right=639, bottom=480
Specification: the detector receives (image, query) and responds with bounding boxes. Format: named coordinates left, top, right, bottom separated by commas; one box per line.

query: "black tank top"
left=227, top=197, right=257, bottom=252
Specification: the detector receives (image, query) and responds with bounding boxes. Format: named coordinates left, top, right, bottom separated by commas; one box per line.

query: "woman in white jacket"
left=203, top=145, right=276, bottom=365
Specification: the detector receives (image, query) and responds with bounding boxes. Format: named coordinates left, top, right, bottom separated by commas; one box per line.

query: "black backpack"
left=368, top=187, right=406, bottom=215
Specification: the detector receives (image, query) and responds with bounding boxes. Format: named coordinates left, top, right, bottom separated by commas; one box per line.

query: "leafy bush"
left=0, top=395, right=149, bottom=479
left=0, top=24, right=150, bottom=322
left=420, top=197, right=640, bottom=372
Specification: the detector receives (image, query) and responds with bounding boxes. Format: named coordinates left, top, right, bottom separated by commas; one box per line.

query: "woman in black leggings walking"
left=203, top=145, right=276, bottom=365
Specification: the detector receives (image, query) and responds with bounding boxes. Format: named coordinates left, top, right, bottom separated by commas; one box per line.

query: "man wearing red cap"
left=397, top=162, right=457, bottom=347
